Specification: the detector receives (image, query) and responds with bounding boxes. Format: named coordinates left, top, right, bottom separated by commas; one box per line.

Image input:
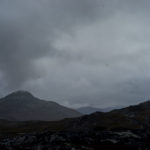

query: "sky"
left=0, top=0, right=150, bottom=108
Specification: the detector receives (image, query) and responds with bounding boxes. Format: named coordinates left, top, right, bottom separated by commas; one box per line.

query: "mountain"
left=76, top=106, right=124, bottom=114
left=1, top=100, right=150, bottom=149
left=0, top=91, right=81, bottom=121
left=67, top=100, right=150, bottom=130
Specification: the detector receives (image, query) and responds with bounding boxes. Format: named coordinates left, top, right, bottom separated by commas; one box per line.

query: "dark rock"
left=0, top=129, right=150, bottom=150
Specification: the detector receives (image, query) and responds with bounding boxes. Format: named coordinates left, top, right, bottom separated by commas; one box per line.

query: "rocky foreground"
left=0, top=128, right=150, bottom=150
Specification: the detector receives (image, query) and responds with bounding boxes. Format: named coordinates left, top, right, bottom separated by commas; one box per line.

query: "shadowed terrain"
left=76, top=106, right=124, bottom=114
left=0, top=100, right=150, bottom=149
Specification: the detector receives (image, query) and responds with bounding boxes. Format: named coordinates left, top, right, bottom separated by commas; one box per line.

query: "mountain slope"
left=0, top=91, right=81, bottom=121
left=1, top=100, right=150, bottom=149
left=67, top=100, right=150, bottom=130
left=76, top=106, right=124, bottom=114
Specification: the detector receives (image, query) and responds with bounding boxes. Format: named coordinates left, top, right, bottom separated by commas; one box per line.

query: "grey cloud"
left=0, top=0, right=150, bottom=108
left=0, top=0, right=100, bottom=89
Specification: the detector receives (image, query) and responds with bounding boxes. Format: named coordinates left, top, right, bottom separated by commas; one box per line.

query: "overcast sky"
left=0, top=0, right=150, bottom=108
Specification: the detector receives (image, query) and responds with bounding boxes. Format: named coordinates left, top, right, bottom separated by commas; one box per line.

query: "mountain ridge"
left=76, top=106, right=124, bottom=114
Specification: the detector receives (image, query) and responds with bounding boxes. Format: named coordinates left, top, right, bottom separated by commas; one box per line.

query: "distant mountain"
left=0, top=91, right=81, bottom=121
left=76, top=106, right=124, bottom=114
left=0, top=100, right=149, bottom=135
left=1, top=100, right=150, bottom=149
left=68, top=100, right=150, bottom=130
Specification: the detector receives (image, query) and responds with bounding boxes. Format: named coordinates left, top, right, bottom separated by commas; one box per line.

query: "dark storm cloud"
left=1, top=0, right=150, bottom=107
left=0, top=0, right=100, bottom=88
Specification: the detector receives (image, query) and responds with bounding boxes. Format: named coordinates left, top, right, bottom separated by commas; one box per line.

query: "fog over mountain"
left=1, top=0, right=150, bottom=108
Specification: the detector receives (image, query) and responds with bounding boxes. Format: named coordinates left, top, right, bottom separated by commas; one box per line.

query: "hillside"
left=1, top=100, right=150, bottom=134
left=0, top=91, right=81, bottom=121
left=1, top=100, right=150, bottom=149
left=76, top=106, right=124, bottom=114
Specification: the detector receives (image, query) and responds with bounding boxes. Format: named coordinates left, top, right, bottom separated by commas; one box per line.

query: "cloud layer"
left=0, top=0, right=150, bottom=108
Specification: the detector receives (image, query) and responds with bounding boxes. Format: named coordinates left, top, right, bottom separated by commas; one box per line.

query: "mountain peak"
left=0, top=90, right=81, bottom=121
left=6, top=91, right=34, bottom=99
